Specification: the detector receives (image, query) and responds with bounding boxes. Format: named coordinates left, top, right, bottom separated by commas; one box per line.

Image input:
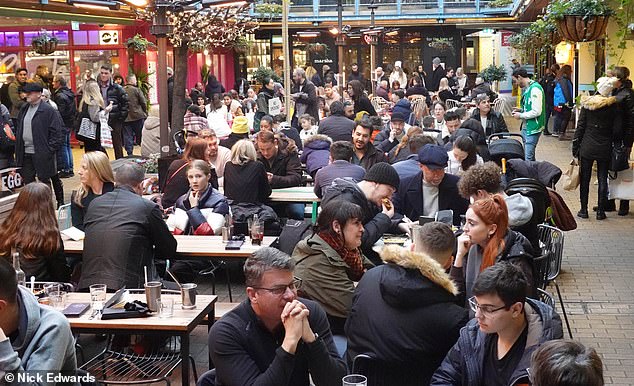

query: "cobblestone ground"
left=70, top=113, right=634, bottom=385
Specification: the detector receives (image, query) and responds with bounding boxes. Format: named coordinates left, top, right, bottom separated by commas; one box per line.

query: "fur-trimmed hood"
left=580, top=94, right=617, bottom=110
left=303, top=134, right=332, bottom=148
left=378, top=245, right=459, bottom=309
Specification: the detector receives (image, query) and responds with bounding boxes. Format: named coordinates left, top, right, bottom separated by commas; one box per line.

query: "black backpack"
left=274, top=219, right=313, bottom=256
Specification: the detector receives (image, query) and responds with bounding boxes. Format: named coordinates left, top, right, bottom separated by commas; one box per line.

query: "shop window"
left=25, top=51, right=71, bottom=82
left=5, top=32, right=19, bottom=47
left=0, top=34, right=4, bottom=47
left=73, top=50, right=119, bottom=91
left=88, top=31, right=100, bottom=45
left=24, top=31, right=69, bottom=47
left=73, top=31, right=88, bottom=45
left=0, top=52, right=20, bottom=83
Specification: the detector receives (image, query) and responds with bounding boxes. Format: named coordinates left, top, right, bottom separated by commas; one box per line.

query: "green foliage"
left=547, top=0, right=614, bottom=20
left=508, top=16, right=558, bottom=67
left=606, top=0, right=634, bottom=65
left=255, top=2, right=283, bottom=19
left=252, top=66, right=281, bottom=85
left=126, top=34, right=156, bottom=53
left=128, top=66, right=153, bottom=112
left=232, top=36, right=252, bottom=53
left=479, top=64, right=508, bottom=82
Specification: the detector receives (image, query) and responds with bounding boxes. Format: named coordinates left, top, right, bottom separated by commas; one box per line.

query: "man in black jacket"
left=79, top=162, right=176, bottom=290
left=291, top=68, right=319, bottom=126
left=469, top=94, right=508, bottom=137
left=351, top=117, right=387, bottom=171
left=346, top=222, right=469, bottom=385
left=393, top=144, right=469, bottom=226
left=429, top=57, right=445, bottom=92
left=202, top=247, right=346, bottom=386
left=52, top=75, right=76, bottom=177
left=98, top=64, right=129, bottom=159
left=15, top=83, right=63, bottom=187
left=322, top=162, right=400, bottom=265
left=317, top=101, right=355, bottom=142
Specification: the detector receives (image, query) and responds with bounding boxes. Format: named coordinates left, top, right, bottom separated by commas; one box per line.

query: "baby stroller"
left=488, top=133, right=525, bottom=166
left=505, top=177, right=550, bottom=251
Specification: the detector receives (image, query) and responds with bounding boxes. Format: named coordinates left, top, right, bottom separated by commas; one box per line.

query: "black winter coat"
left=355, top=142, right=386, bottom=171
left=52, top=86, right=77, bottom=128
left=318, top=114, right=355, bottom=142
left=430, top=66, right=445, bottom=92
left=346, top=247, right=468, bottom=385
left=470, top=108, right=509, bottom=137
left=70, top=181, right=115, bottom=231
left=613, top=79, right=634, bottom=148
left=573, top=95, right=622, bottom=160
left=79, top=186, right=177, bottom=290
left=15, top=101, right=63, bottom=180
left=291, top=79, right=320, bottom=122
left=104, top=82, right=129, bottom=123
left=257, top=147, right=302, bottom=189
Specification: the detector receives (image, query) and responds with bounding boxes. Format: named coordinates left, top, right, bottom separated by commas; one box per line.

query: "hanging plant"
left=487, top=0, right=513, bottom=7
left=428, top=37, right=454, bottom=53
left=547, top=0, right=614, bottom=42
left=255, top=2, right=284, bottom=20
left=232, top=36, right=252, bottom=54
left=307, top=42, right=328, bottom=54
left=126, top=34, right=156, bottom=53
left=31, top=31, right=58, bottom=55
left=508, top=16, right=559, bottom=67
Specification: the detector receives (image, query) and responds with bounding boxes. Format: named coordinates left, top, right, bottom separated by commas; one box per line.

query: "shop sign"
left=313, top=58, right=333, bottom=64
left=501, top=32, right=513, bottom=47
left=99, top=31, right=119, bottom=45
left=0, top=168, right=23, bottom=192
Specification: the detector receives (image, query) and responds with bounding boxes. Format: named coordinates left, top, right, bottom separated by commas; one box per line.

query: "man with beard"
left=291, top=68, right=319, bottom=126
left=430, top=57, right=445, bottom=92
left=348, top=63, right=365, bottom=83
left=393, top=144, right=468, bottom=226
left=350, top=116, right=386, bottom=170
left=200, top=129, right=231, bottom=187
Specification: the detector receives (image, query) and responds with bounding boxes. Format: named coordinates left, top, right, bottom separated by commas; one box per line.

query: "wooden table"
left=63, top=235, right=276, bottom=259
left=66, top=292, right=217, bottom=385
left=269, top=187, right=320, bottom=222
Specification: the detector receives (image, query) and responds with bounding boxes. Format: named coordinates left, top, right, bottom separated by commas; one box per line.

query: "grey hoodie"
left=0, top=287, right=77, bottom=385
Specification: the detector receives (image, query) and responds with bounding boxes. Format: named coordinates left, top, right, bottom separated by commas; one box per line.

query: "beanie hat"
left=364, top=162, right=400, bottom=190
left=432, top=57, right=441, bottom=65
left=394, top=61, right=402, bottom=68
left=232, top=116, right=249, bottom=134
left=596, top=76, right=616, bottom=97
left=391, top=111, right=406, bottom=122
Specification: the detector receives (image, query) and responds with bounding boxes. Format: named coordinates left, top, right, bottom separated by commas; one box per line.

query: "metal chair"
left=537, top=288, right=556, bottom=309
left=57, top=203, right=72, bottom=230
left=538, top=224, right=573, bottom=339
left=81, top=289, right=198, bottom=385
left=370, top=96, right=390, bottom=113
left=409, top=96, right=427, bottom=121
left=445, top=99, right=463, bottom=110
left=492, top=98, right=505, bottom=114
left=532, top=253, right=550, bottom=291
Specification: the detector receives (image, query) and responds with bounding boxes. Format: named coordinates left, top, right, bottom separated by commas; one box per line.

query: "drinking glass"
left=89, top=284, right=107, bottom=311
left=342, top=374, right=367, bottom=386
left=157, top=298, right=174, bottom=318
left=50, top=291, right=67, bottom=310
left=44, top=283, right=62, bottom=296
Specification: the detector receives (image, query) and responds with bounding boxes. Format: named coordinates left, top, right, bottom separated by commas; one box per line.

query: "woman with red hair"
left=450, top=194, right=535, bottom=308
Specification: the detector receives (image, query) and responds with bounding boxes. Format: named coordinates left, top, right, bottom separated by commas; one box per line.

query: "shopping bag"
left=99, top=111, right=113, bottom=149
left=608, top=167, right=634, bottom=200
left=77, top=118, right=97, bottom=141
left=562, top=159, right=580, bottom=191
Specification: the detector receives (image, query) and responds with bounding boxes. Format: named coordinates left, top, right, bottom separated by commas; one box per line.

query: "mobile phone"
left=419, top=216, right=435, bottom=226
left=225, top=240, right=244, bottom=250
left=435, top=210, right=454, bottom=225
left=62, top=303, right=90, bottom=318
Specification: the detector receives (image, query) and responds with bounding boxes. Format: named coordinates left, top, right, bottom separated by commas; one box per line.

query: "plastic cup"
left=89, top=284, right=107, bottom=311
left=342, top=374, right=367, bottom=386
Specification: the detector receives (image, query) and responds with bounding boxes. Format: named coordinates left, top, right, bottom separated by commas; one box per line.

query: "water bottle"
left=12, top=248, right=26, bottom=287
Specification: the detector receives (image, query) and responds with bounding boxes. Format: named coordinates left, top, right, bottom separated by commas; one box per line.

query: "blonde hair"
left=73, top=151, right=115, bottom=207
left=80, top=80, right=105, bottom=110
left=230, top=139, right=258, bottom=166
left=438, top=78, right=450, bottom=92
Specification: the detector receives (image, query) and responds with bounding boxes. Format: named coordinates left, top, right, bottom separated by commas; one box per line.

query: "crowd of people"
left=1, top=61, right=631, bottom=386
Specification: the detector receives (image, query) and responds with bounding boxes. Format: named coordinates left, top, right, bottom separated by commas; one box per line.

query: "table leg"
left=181, top=333, right=190, bottom=385
left=208, top=303, right=215, bottom=369
left=311, top=201, right=318, bottom=223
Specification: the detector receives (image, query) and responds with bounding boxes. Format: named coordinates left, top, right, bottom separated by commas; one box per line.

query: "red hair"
left=470, top=194, right=508, bottom=271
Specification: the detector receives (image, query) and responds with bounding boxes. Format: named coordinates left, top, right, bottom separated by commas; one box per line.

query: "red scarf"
left=318, top=231, right=364, bottom=281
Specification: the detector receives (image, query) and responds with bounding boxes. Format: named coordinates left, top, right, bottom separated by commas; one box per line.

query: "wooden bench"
left=202, top=302, right=240, bottom=325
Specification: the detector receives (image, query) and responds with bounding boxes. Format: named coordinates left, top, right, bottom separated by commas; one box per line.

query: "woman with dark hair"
left=446, top=135, right=483, bottom=175
left=347, top=80, right=376, bottom=116
left=0, top=182, right=69, bottom=282
left=552, top=64, right=574, bottom=137
left=450, top=195, right=535, bottom=308
left=162, top=137, right=218, bottom=209
left=610, top=66, right=634, bottom=216
left=530, top=340, right=604, bottom=386
left=292, top=199, right=368, bottom=333
left=415, top=64, right=428, bottom=88
left=254, top=77, right=276, bottom=132
left=205, top=74, right=225, bottom=100
left=406, top=75, right=431, bottom=105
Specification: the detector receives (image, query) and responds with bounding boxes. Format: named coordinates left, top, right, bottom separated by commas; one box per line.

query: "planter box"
left=556, top=15, right=610, bottom=42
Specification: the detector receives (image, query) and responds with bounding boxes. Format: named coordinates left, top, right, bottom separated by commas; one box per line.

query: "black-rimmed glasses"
left=253, top=277, right=302, bottom=296
left=468, top=296, right=507, bottom=316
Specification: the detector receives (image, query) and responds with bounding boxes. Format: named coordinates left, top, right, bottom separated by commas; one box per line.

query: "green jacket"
left=292, top=234, right=371, bottom=319
left=520, top=80, right=546, bottom=135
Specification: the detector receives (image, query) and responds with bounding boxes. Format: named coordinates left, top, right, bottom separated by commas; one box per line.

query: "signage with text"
left=99, top=31, right=119, bottom=45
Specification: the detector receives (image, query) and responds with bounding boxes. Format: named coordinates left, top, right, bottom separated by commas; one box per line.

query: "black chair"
left=506, top=177, right=550, bottom=251
left=352, top=354, right=426, bottom=386
left=81, top=289, right=198, bottom=385
left=532, top=253, right=551, bottom=292
left=537, top=288, right=556, bottom=309
left=538, top=224, right=573, bottom=339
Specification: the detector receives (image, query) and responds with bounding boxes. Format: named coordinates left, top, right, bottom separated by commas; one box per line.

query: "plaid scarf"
left=318, top=231, right=364, bottom=281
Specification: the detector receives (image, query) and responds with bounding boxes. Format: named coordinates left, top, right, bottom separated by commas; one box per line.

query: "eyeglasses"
left=253, top=277, right=302, bottom=296
left=468, top=296, right=507, bottom=316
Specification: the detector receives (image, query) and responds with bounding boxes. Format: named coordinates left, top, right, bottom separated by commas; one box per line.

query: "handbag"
left=562, top=159, right=580, bottom=191
left=609, top=141, right=630, bottom=174
left=608, top=167, right=634, bottom=200
left=76, top=118, right=97, bottom=141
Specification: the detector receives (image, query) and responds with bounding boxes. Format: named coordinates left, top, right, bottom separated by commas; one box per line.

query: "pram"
left=487, top=133, right=525, bottom=165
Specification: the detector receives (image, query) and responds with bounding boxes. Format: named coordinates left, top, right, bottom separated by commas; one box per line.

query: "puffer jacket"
left=300, top=134, right=331, bottom=176
left=612, top=79, right=634, bottom=148
left=322, top=178, right=392, bottom=263
left=104, top=81, right=129, bottom=123
left=293, top=233, right=372, bottom=319
left=431, top=298, right=564, bottom=386
left=346, top=246, right=468, bottom=385
left=573, top=94, right=621, bottom=160
left=174, top=183, right=230, bottom=235
left=52, top=86, right=77, bottom=128
left=470, top=108, right=509, bottom=137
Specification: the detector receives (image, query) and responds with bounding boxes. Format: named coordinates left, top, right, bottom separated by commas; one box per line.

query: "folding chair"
left=445, top=99, right=463, bottom=110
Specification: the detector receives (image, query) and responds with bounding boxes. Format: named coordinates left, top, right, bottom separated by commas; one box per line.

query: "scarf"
left=318, top=231, right=364, bottom=281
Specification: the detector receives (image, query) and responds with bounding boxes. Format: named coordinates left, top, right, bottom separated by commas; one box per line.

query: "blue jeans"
left=522, top=130, right=541, bottom=161
left=123, top=119, right=145, bottom=156
left=56, top=129, right=73, bottom=172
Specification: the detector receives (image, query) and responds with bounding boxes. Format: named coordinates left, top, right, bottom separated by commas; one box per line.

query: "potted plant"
left=232, top=36, right=252, bottom=55
left=479, top=64, right=508, bottom=92
left=252, top=66, right=282, bottom=86
left=31, top=31, right=58, bottom=55
left=126, top=34, right=156, bottom=53
left=547, top=0, right=614, bottom=42
left=307, top=42, right=327, bottom=54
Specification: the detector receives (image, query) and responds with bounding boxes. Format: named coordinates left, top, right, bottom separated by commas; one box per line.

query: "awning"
left=0, top=0, right=140, bottom=26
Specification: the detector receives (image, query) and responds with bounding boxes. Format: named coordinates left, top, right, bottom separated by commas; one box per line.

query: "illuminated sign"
left=99, top=31, right=119, bottom=45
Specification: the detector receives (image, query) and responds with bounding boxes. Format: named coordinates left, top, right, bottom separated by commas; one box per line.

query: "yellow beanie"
left=232, top=116, right=249, bottom=134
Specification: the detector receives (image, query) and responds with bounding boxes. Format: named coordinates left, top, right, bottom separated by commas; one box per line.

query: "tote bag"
left=609, top=167, right=634, bottom=200
left=562, top=159, right=580, bottom=191
left=77, top=118, right=97, bottom=141
left=99, top=111, right=113, bottom=148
